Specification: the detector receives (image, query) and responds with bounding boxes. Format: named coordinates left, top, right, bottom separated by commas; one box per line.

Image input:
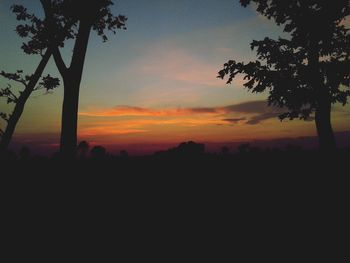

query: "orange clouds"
left=77, top=101, right=350, bottom=142
left=78, top=101, right=280, bottom=138
left=78, top=117, right=233, bottom=137
left=80, top=105, right=223, bottom=117
left=80, top=127, right=148, bottom=137
left=79, top=100, right=277, bottom=120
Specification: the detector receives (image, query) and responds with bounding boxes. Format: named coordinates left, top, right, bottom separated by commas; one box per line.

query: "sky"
left=0, top=0, right=350, bottom=154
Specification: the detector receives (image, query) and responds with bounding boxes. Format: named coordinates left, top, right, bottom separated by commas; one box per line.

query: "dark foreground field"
left=1, top=148, right=348, bottom=216
left=2, top=147, right=349, bottom=177
left=1, top=148, right=347, bottom=256
left=2, top=149, right=348, bottom=209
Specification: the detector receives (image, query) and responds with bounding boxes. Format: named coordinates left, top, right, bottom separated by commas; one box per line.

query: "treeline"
left=2, top=140, right=350, bottom=162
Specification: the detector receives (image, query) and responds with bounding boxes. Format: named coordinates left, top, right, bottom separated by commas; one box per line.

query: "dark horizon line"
left=7, top=130, right=350, bottom=156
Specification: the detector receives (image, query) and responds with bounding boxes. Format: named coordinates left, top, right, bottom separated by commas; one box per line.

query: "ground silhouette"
left=1, top=141, right=349, bottom=178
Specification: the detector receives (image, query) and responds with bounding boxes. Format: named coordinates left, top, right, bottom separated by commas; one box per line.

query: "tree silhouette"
left=238, top=143, right=250, bottom=154
left=77, top=140, right=90, bottom=159
left=0, top=5, right=61, bottom=152
left=221, top=146, right=230, bottom=156
left=19, top=145, right=31, bottom=160
left=120, top=150, right=129, bottom=158
left=40, top=0, right=127, bottom=158
left=219, top=0, right=350, bottom=152
left=90, top=145, right=107, bottom=159
left=157, top=141, right=206, bottom=158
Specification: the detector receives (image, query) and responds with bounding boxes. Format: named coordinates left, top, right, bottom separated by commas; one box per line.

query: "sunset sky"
left=1, top=0, right=349, bottom=154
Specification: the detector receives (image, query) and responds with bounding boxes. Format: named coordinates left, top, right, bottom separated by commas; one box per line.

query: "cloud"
left=80, top=100, right=281, bottom=125
left=126, top=39, right=246, bottom=90
left=246, top=112, right=279, bottom=125
left=77, top=100, right=333, bottom=140
left=79, top=117, right=229, bottom=137
left=80, top=105, right=222, bottom=117
left=80, top=127, right=148, bottom=137
left=216, top=47, right=234, bottom=54
left=107, top=22, right=260, bottom=108
left=222, top=118, right=247, bottom=124
left=222, top=100, right=281, bottom=124
left=223, top=100, right=270, bottom=114
left=139, top=48, right=225, bottom=87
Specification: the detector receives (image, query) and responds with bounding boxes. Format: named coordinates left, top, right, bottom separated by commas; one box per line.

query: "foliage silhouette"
left=2, top=141, right=350, bottom=180
left=0, top=5, right=62, bottom=152
left=219, top=0, right=350, bottom=152
left=90, top=145, right=107, bottom=159
left=238, top=143, right=251, bottom=154
left=77, top=141, right=90, bottom=159
left=120, top=150, right=129, bottom=158
left=40, top=0, right=127, bottom=159
left=19, top=146, right=31, bottom=160
left=221, top=146, right=230, bottom=156
left=155, top=141, right=206, bottom=158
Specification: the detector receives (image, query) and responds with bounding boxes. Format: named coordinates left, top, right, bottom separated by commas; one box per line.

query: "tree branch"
left=40, top=0, right=68, bottom=77
left=6, top=85, right=19, bottom=102
left=0, top=85, right=19, bottom=104
left=0, top=113, right=9, bottom=123
left=0, top=70, right=27, bottom=87
left=52, top=46, right=68, bottom=77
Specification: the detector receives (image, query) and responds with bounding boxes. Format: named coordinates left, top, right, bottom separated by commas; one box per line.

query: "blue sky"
left=0, top=0, right=282, bottom=109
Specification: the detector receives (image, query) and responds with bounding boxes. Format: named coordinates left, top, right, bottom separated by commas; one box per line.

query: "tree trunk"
left=59, top=77, right=80, bottom=158
left=315, top=96, right=337, bottom=152
left=308, top=37, right=337, bottom=152
left=59, top=21, right=91, bottom=159
left=0, top=50, right=51, bottom=152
